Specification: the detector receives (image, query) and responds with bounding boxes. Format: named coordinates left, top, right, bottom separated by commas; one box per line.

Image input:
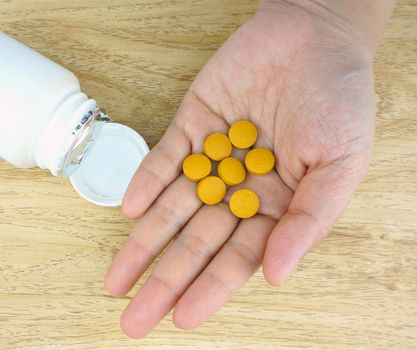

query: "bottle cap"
left=69, top=123, right=148, bottom=207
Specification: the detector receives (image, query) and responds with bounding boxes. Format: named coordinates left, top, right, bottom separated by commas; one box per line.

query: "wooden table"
left=1, top=1, right=416, bottom=349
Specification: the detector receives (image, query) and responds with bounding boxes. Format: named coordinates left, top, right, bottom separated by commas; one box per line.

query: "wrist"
left=258, top=0, right=396, bottom=56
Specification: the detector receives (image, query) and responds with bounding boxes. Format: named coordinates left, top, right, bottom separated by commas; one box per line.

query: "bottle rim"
left=57, top=108, right=111, bottom=178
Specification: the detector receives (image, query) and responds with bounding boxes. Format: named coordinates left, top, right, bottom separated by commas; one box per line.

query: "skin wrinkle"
left=215, top=201, right=235, bottom=216
left=214, top=69, right=244, bottom=120
left=280, top=151, right=306, bottom=191
left=308, top=107, right=361, bottom=162
left=280, top=63, right=373, bottom=166
left=189, top=88, right=229, bottom=129
left=204, top=270, right=233, bottom=298
left=305, top=156, right=365, bottom=202
left=285, top=56, right=366, bottom=117
left=216, top=27, right=272, bottom=115
left=157, top=142, right=183, bottom=174
left=264, top=0, right=396, bottom=55
left=273, top=45, right=311, bottom=153
left=254, top=180, right=292, bottom=220
left=311, top=96, right=374, bottom=162
left=144, top=179, right=201, bottom=233
left=227, top=240, right=262, bottom=271
left=228, top=57, right=253, bottom=117
left=175, top=230, right=219, bottom=262
left=247, top=69, right=271, bottom=118
left=252, top=60, right=279, bottom=149
left=135, top=163, right=167, bottom=195
left=170, top=117, right=193, bottom=151
left=171, top=116, right=195, bottom=147
left=150, top=274, right=182, bottom=300
left=286, top=208, right=328, bottom=243
left=268, top=76, right=279, bottom=151
left=135, top=139, right=185, bottom=199
left=153, top=196, right=184, bottom=227
left=264, top=0, right=369, bottom=59
left=266, top=201, right=290, bottom=222
left=335, top=133, right=373, bottom=164
left=202, top=68, right=229, bottom=118
left=128, top=235, right=158, bottom=263
left=266, top=40, right=292, bottom=124
left=273, top=66, right=304, bottom=190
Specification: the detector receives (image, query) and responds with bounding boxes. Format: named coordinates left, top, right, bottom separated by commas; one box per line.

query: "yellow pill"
left=203, top=132, right=232, bottom=161
left=218, top=157, right=246, bottom=186
left=229, top=189, right=259, bottom=219
left=197, top=176, right=226, bottom=205
left=245, top=147, right=275, bottom=175
left=182, top=154, right=212, bottom=181
left=228, top=120, right=257, bottom=149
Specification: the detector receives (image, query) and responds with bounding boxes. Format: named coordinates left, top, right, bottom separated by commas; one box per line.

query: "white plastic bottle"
left=0, top=32, right=149, bottom=206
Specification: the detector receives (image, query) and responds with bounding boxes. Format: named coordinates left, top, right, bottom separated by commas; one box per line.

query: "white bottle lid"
left=69, top=123, right=149, bottom=207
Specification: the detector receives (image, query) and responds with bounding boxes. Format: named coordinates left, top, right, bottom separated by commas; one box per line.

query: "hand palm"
left=106, top=5, right=375, bottom=338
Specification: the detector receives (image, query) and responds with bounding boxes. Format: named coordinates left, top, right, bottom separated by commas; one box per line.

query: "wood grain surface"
left=1, top=1, right=416, bottom=349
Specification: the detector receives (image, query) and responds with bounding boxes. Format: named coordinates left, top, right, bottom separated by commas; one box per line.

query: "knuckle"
left=176, top=234, right=214, bottom=262
left=228, top=241, right=261, bottom=272
left=151, top=275, right=181, bottom=299
left=153, top=198, right=178, bottom=226
left=129, top=235, right=157, bottom=261
left=205, top=270, right=233, bottom=298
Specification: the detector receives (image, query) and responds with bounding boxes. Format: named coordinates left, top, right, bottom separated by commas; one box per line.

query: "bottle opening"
left=69, top=123, right=149, bottom=207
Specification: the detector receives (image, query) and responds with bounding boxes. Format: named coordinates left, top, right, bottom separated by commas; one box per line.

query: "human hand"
left=105, top=0, right=393, bottom=338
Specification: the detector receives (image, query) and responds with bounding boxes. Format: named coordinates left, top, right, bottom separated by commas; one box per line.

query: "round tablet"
left=245, top=147, right=275, bottom=175
left=203, top=132, right=232, bottom=161
left=218, top=157, right=246, bottom=186
left=229, top=189, right=259, bottom=219
left=182, top=154, right=212, bottom=181
left=228, top=120, right=257, bottom=149
left=197, top=176, right=226, bottom=205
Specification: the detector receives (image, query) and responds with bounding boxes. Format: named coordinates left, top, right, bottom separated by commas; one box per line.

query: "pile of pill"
left=182, top=120, right=275, bottom=219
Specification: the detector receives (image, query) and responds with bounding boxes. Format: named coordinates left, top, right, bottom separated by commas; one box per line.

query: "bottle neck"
left=34, top=93, right=110, bottom=177
left=59, top=108, right=111, bottom=177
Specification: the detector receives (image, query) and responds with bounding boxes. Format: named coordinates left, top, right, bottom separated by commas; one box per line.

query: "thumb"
left=263, top=156, right=369, bottom=286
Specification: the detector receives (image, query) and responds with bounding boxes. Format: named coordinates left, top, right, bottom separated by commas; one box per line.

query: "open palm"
left=106, top=2, right=375, bottom=338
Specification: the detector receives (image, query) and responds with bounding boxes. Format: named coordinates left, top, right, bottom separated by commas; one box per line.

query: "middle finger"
left=120, top=202, right=238, bottom=338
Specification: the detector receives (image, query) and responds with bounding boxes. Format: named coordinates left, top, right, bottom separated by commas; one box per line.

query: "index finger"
left=121, top=119, right=190, bottom=218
